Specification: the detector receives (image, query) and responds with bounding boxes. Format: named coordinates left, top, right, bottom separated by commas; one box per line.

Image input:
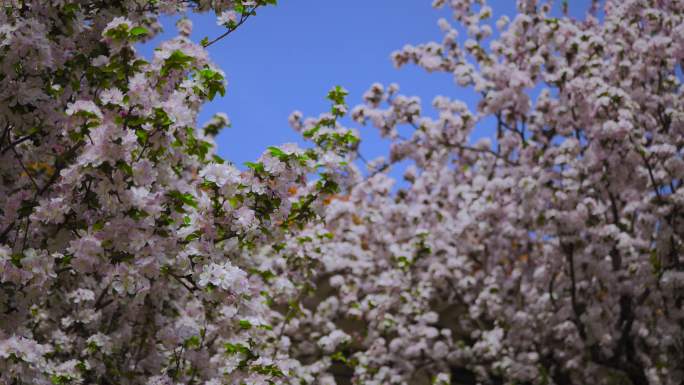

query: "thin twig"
left=202, top=7, right=258, bottom=48
left=11, top=146, right=39, bottom=190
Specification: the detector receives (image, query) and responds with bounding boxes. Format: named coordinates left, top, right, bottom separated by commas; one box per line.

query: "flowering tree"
left=0, top=1, right=359, bottom=384
left=2, top=0, right=683, bottom=385
left=259, top=1, right=684, bottom=385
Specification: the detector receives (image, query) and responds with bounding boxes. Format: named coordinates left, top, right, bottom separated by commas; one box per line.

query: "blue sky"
left=140, top=0, right=592, bottom=170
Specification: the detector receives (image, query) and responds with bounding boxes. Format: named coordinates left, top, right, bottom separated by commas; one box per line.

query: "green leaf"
left=18, top=200, right=38, bottom=218
left=224, top=342, right=253, bottom=357
left=184, top=335, right=201, bottom=349
left=129, top=26, right=149, bottom=38
left=267, top=146, right=287, bottom=159
left=127, top=208, right=149, bottom=221
left=168, top=190, right=198, bottom=209
left=244, top=161, right=265, bottom=173
left=10, top=253, right=24, bottom=268
left=185, top=231, right=201, bottom=242
left=197, top=67, right=226, bottom=100
left=50, top=374, right=73, bottom=385
left=252, top=364, right=284, bottom=377
left=396, top=255, right=412, bottom=270
left=62, top=3, right=80, bottom=17
left=302, top=125, right=320, bottom=139
left=116, top=160, right=133, bottom=176
left=135, top=129, right=148, bottom=143
left=103, top=23, right=130, bottom=40
left=327, top=85, right=348, bottom=105
left=331, top=351, right=347, bottom=363
left=160, top=50, right=194, bottom=77
left=250, top=268, right=276, bottom=282
left=212, top=154, right=225, bottom=164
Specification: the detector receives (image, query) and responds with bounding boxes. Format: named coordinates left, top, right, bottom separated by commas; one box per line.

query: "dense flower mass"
left=1, top=0, right=683, bottom=385
left=261, top=1, right=684, bottom=384
left=0, top=1, right=356, bottom=384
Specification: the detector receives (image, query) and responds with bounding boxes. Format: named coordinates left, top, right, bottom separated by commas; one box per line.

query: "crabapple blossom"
left=256, top=1, right=684, bottom=385
left=0, top=1, right=356, bottom=384
left=3, top=0, right=684, bottom=385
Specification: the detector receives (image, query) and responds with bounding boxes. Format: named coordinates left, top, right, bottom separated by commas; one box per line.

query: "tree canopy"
left=1, top=1, right=683, bottom=385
